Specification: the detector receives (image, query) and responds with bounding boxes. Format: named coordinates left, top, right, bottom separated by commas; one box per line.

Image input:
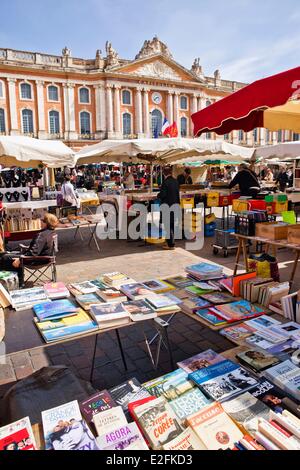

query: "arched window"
left=122, top=113, right=131, bottom=136
left=206, top=100, right=212, bottom=107
left=0, top=109, right=5, bottom=133
left=0, top=81, right=4, bottom=99
left=80, top=111, right=91, bottom=135
left=49, top=110, right=60, bottom=134
left=20, top=83, right=32, bottom=100
left=122, top=90, right=131, bottom=105
left=253, top=128, right=258, bottom=143
left=180, top=117, right=187, bottom=137
left=22, top=109, right=34, bottom=134
left=224, top=133, right=229, bottom=141
left=48, top=85, right=59, bottom=102
left=238, top=130, right=244, bottom=141
left=265, top=130, right=270, bottom=143
left=79, top=87, right=90, bottom=104
left=180, top=96, right=188, bottom=110
left=151, top=109, right=163, bottom=137
left=206, top=132, right=211, bottom=139
left=293, top=133, right=300, bottom=141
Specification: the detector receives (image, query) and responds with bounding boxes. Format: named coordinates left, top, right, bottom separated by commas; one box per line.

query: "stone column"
left=173, top=92, right=180, bottom=135
left=113, top=85, right=122, bottom=139
left=7, top=78, right=19, bottom=135
left=94, top=83, right=107, bottom=139
left=135, top=87, right=143, bottom=138
left=106, top=84, right=114, bottom=139
left=232, top=130, right=239, bottom=144
left=36, top=80, right=47, bottom=139
left=63, top=83, right=77, bottom=140
left=167, top=91, right=173, bottom=123
left=143, top=88, right=150, bottom=138
left=260, top=128, right=266, bottom=146
left=246, top=131, right=253, bottom=146
left=192, top=94, right=198, bottom=114
left=272, top=131, right=278, bottom=144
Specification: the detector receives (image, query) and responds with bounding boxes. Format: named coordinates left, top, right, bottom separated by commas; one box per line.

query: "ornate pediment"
left=127, top=60, right=182, bottom=81
left=135, top=36, right=172, bottom=60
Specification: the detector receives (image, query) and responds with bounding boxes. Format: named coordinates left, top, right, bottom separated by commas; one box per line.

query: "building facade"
left=0, top=36, right=297, bottom=150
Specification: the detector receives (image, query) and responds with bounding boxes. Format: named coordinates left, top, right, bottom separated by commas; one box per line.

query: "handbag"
left=0, top=366, right=96, bottom=425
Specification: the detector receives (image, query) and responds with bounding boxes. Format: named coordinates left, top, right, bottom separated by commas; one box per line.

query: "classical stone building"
left=0, top=37, right=295, bottom=150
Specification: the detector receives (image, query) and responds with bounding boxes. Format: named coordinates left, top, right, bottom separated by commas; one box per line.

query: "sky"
left=0, top=0, right=299, bottom=83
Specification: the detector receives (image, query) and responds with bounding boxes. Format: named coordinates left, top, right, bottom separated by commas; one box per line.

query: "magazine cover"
left=0, top=417, right=36, bottom=451
left=42, top=400, right=100, bottom=450
left=189, top=360, right=259, bottom=402
left=143, top=369, right=193, bottom=400
left=177, top=349, right=225, bottom=374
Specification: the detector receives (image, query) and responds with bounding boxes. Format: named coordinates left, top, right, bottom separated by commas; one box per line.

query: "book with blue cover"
left=189, top=359, right=259, bottom=402
left=195, top=308, right=228, bottom=326
left=169, top=388, right=212, bottom=421
left=143, top=369, right=194, bottom=401
left=33, top=299, right=79, bottom=322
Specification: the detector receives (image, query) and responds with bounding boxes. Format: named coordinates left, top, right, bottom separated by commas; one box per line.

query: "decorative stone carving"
left=135, top=36, right=172, bottom=60
left=96, top=49, right=102, bottom=59
left=129, top=60, right=182, bottom=81
left=105, top=41, right=120, bottom=68
left=191, top=57, right=205, bottom=80
left=62, top=46, right=71, bottom=57
left=214, top=69, right=221, bottom=80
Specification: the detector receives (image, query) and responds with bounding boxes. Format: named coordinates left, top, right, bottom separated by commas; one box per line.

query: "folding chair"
left=20, top=234, right=58, bottom=287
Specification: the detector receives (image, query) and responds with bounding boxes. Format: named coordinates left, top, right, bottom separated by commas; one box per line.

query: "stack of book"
left=89, top=303, right=130, bottom=329
left=185, top=262, right=224, bottom=281
left=43, top=282, right=70, bottom=300
left=144, top=293, right=181, bottom=314
left=277, top=291, right=300, bottom=322
left=102, top=272, right=134, bottom=288
left=141, top=279, right=175, bottom=294
left=254, top=411, right=300, bottom=450
left=209, top=300, right=265, bottom=323
left=68, top=281, right=99, bottom=295
left=97, top=287, right=127, bottom=303
left=10, top=287, right=48, bottom=311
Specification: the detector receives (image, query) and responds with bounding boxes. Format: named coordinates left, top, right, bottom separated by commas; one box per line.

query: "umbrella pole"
left=150, top=162, right=153, bottom=192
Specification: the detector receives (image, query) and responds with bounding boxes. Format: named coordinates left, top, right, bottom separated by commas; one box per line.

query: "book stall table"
left=56, top=216, right=103, bottom=252
left=233, top=233, right=300, bottom=289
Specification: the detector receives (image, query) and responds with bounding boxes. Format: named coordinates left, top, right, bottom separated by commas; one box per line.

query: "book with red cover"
left=128, top=396, right=156, bottom=446
left=219, top=272, right=257, bottom=297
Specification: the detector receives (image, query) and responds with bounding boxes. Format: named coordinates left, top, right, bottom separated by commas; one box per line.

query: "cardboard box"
left=255, top=222, right=289, bottom=240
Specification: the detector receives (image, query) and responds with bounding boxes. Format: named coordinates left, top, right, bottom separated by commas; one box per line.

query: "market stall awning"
left=0, top=136, right=76, bottom=168
left=191, top=66, right=300, bottom=136
left=254, top=141, right=300, bottom=160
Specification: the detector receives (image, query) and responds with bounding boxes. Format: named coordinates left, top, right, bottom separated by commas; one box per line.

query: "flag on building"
left=168, top=121, right=178, bottom=137
left=162, top=117, right=171, bottom=136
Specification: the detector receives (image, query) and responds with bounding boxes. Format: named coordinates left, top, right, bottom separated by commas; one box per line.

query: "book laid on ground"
left=109, top=378, right=151, bottom=415
left=132, top=396, right=183, bottom=449
left=220, top=323, right=256, bottom=342
left=89, top=303, right=130, bottom=329
left=93, top=406, right=128, bottom=438
left=211, top=300, right=265, bottom=322
left=143, top=369, right=194, bottom=401
left=122, top=300, right=157, bottom=321
left=189, top=360, right=259, bottom=402
left=169, top=387, right=212, bottom=421
left=142, top=279, right=175, bottom=294
left=69, top=281, right=98, bottom=294
left=33, top=299, right=80, bottom=322
left=236, top=348, right=280, bottom=372
left=181, top=297, right=212, bottom=315
left=10, top=287, right=48, bottom=311
left=34, top=309, right=99, bottom=343
left=120, top=282, right=152, bottom=301
left=222, top=391, right=270, bottom=436
left=0, top=417, right=37, bottom=451
left=42, top=400, right=100, bottom=450
left=264, top=360, right=300, bottom=401
left=75, top=293, right=103, bottom=311
left=177, top=349, right=225, bottom=374
left=79, top=390, right=116, bottom=424
left=43, top=282, right=70, bottom=299
left=96, top=422, right=148, bottom=450
left=97, top=287, right=127, bottom=303
left=194, top=308, right=228, bottom=327
left=162, top=426, right=206, bottom=450
left=186, top=401, right=244, bottom=450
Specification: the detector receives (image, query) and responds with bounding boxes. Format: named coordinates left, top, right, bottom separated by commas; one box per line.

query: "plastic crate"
left=215, top=216, right=236, bottom=230
left=215, top=229, right=237, bottom=247
left=206, top=192, right=220, bottom=207
left=204, top=222, right=216, bottom=237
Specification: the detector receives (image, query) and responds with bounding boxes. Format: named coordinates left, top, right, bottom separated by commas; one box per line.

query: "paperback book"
left=10, top=287, right=48, bottom=311
left=211, top=300, right=265, bottom=322
left=181, top=297, right=213, bottom=315
left=97, top=287, right=127, bottom=303
left=0, top=417, right=36, bottom=451
left=200, top=292, right=237, bottom=305
left=177, top=349, right=225, bottom=374
left=102, top=272, right=134, bottom=288
left=264, top=360, right=300, bottom=401
left=143, top=369, right=194, bottom=401
left=109, top=378, right=151, bottom=414
left=42, top=400, right=100, bottom=450
left=120, top=283, right=152, bottom=300
left=236, top=348, right=280, bottom=372
left=249, top=378, right=291, bottom=413
left=69, top=281, right=98, bottom=294
left=162, top=275, right=193, bottom=289
left=144, top=293, right=181, bottom=312
left=75, top=293, right=103, bottom=311
left=220, top=324, right=256, bottom=342
left=89, top=303, right=130, bottom=328
left=93, top=406, right=128, bottom=438
left=122, top=300, right=157, bottom=321
left=79, top=390, right=116, bottom=423
left=96, top=422, right=148, bottom=450
left=169, top=387, right=212, bottom=421
left=189, top=360, right=259, bottom=402
left=142, top=279, right=175, bottom=293
left=33, top=299, right=79, bottom=322
left=194, top=309, right=228, bottom=327
left=43, top=282, right=70, bottom=299
left=162, top=427, right=205, bottom=450
left=185, top=262, right=223, bottom=281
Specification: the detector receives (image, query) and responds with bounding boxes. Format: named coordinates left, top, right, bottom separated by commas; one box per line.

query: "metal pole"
left=150, top=162, right=153, bottom=192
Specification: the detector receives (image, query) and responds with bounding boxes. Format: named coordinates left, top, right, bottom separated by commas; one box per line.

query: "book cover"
left=93, top=406, right=128, bottom=438
left=70, top=281, right=98, bottom=294
left=162, top=427, right=205, bottom=450
left=185, top=285, right=213, bottom=296
left=42, top=400, right=100, bottom=450
left=109, top=378, right=151, bottom=413
left=181, top=297, right=212, bottom=313
left=120, top=283, right=152, bottom=300
left=163, top=275, right=193, bottom=288
left=79, top=390, right=116, bottom=423
left=162, top=292, right=183, bottom=305
left=186, top=262, right=223, bottom=276
left=187, top=402, right=243, bottom=450
left=44, top=282, right=70, bottom=299
left=75, top=293, right=102, bottom=311
left=142, top=279, right=174, bottom=293
left=133, top=396, right=183, bottom=449
left=268, top=339, right=300, bottom=360
left=195, top=309, right=228, bottom=326
left=89, top=303, right=129, bottom=323
left=214, top=300, right=265, bottom=322
left=220, top=324, right=256, bottom=342
left=236, top=348, right=280, bottom=372
left=0, top=417, right=36, bottom=451
left=189, top=360, right=258, bottom=402
left=169, top=388, right=212, bottom=421
left=33, top=299, right=79, bottom=322
left=222, top=392, right=270, bottom=436
left=122, top=300, right=156, bottom=321
left=177, top=349, right=225, bottom=374
left=245, top=315, right=282, bottom=330
left=250, top=379, right=292, bottom=413
left=200, top=292, right=237, bottom=304
left=145, top=293, right=178, bottom=309
left=97, top=288, right=127, bottom=303
left=96, top=422, right=148, bottom=450
left=10, top=287, right=48, bottom=309
left=143, top=369, right=193, bottom=401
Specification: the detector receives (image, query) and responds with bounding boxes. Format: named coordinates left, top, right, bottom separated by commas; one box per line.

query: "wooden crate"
left=287, top=225, right=300, bottom=244
left=255, top=222, right=289, bottom=240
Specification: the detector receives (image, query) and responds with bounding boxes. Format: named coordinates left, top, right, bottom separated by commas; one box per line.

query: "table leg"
left=88, top=223, right=100, bottom=252
left=234, top=239, right=242, bottom=275
left=289, top=251, right=300, bottom=289
left=90, top=334, right=99, bottom=383
left=115, top=329, right=128, bottom=371
left=242, top=239, right=249, bottom=271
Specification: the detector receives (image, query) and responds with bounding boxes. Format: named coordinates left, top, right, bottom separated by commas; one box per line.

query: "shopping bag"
left=248, top=253, right=280, bottom=282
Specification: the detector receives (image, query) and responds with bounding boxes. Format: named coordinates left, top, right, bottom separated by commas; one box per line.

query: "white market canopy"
left=0, top=136, right=76, bottom=168
left=76, top=137, right=255, bottom=165
left=254, top=142, right=300, bottom=161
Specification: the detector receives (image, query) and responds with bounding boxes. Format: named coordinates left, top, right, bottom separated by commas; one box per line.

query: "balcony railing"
left=79, top=133, right=96, bottom=140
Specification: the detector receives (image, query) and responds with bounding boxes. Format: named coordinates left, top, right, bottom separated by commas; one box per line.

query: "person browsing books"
left=228, top=163, right=260, bottom=197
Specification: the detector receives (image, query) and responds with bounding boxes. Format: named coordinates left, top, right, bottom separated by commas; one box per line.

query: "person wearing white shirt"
left=61, top=176, right=80, bottom=208
left=124, top=171, right=135, bottom=189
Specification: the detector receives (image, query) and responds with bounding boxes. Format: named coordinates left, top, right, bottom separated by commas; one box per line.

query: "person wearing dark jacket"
left=228, top=163, right=260, bottom=196
left=276, top=166, right=289, bottom=192
left=25, top=213, right=58, bottom=256
left=177, top=168, right=193, bottom=186
left=158, top=167, right=180, bottom=250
